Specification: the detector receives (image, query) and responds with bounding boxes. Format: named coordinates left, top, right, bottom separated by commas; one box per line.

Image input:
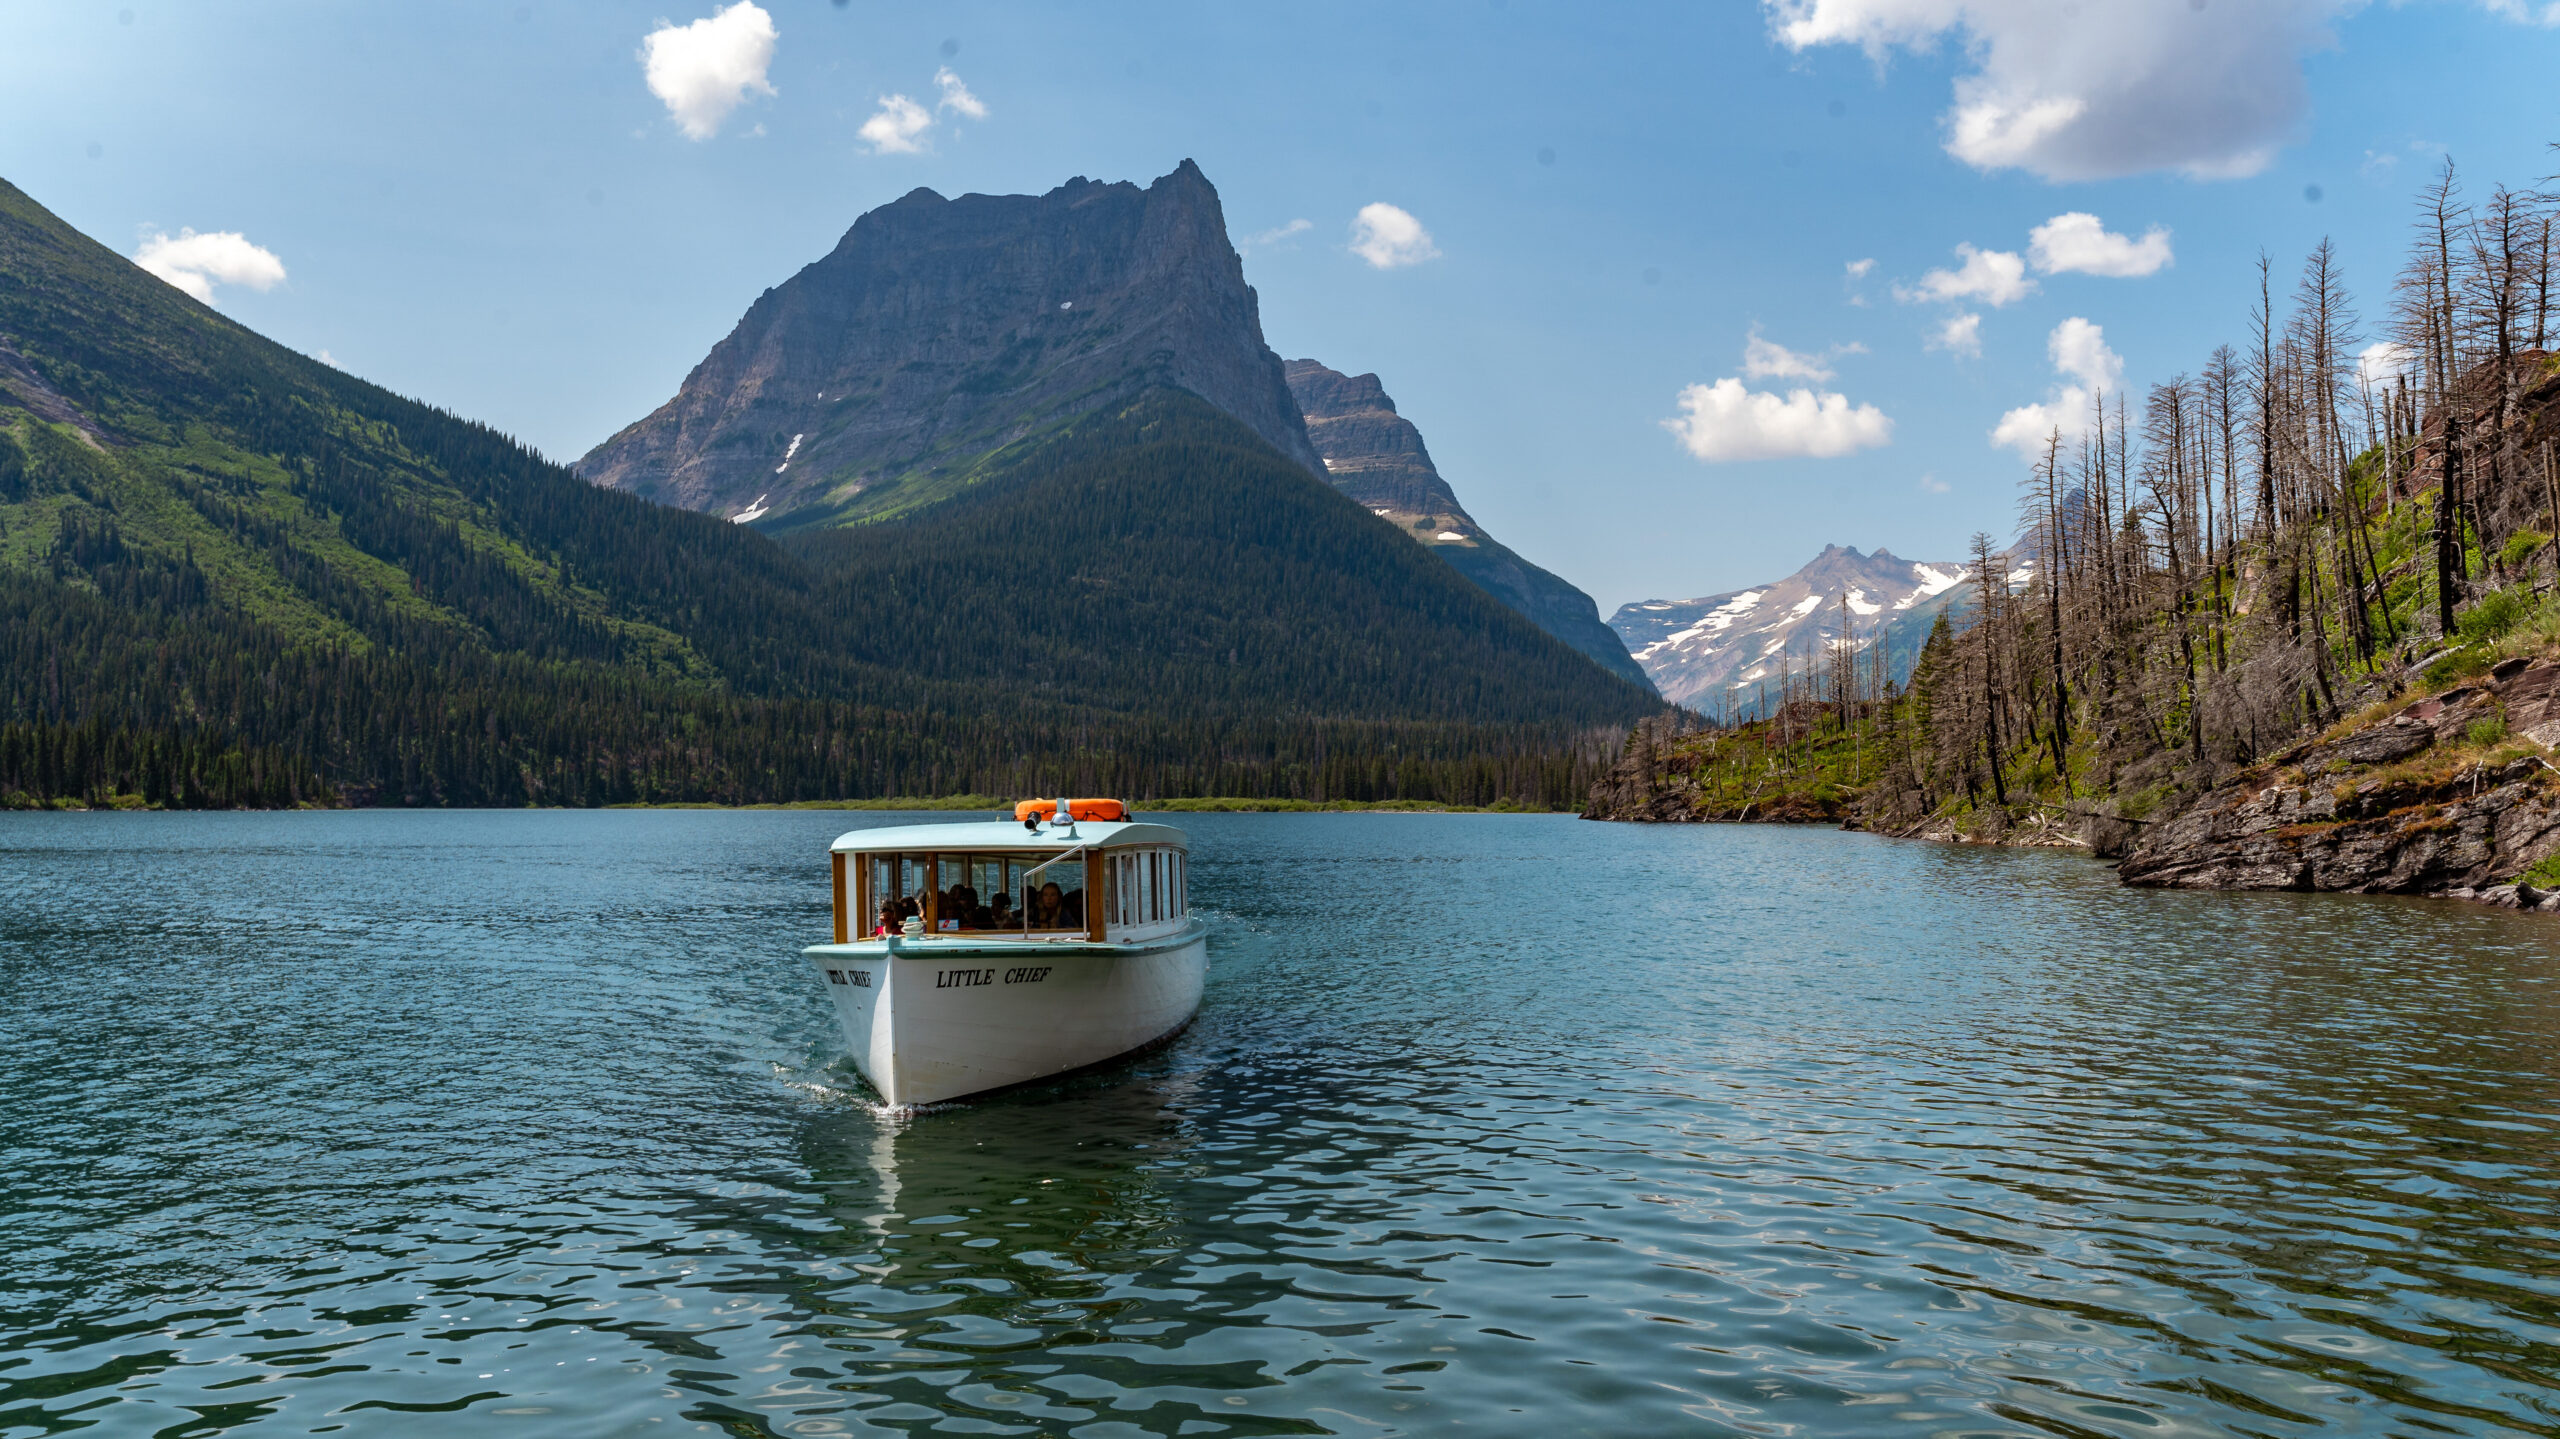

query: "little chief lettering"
left=934, top=966, right=1052, bottom=988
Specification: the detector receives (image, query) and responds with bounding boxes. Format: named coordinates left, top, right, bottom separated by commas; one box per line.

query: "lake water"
left=5, top=811, right=2560, bottom=1437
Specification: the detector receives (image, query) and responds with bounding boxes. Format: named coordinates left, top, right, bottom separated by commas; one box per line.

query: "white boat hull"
left=803, top=921, right=1206, bottom=1107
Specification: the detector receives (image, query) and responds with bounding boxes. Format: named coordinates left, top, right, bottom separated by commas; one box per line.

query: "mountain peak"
left=1608, top=545, right=1974, bottom=711
left=1285, top=360, right=1401, bottom=421
left=1287, top=357, right=1652, bottom=691
left=1285, top=358, right=1464, bottom=525
left=578, top=163, right=1322, bottom=524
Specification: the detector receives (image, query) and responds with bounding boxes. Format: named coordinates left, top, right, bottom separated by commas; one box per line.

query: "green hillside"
left=0, top=179, right=1655, bottom=809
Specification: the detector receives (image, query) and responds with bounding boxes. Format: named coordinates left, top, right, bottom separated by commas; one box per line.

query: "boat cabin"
left=827, top=816, right=1191, bottom=946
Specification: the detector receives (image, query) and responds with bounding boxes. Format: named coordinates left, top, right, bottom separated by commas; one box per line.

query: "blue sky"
left=2, top=1, right=2553, bottom=613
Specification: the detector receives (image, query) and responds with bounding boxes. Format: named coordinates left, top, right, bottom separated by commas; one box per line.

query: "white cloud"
left=1991, top=316, right=2122, bottom=460
left=1739, top=330, right=1867, bottom=382
left=1239, top=218, right=1312, bottom=254
left=1663, top=377, right=1893, bottom=463
left=1772, top=3, right=2560, bottom=179
left=1898, top=243, right=2033, bottom=307
left=2049, top=316, right=2122, bottom=392
left=1348, top=203, right=1439, bottom=269
left=2028, top=212, right=2173, bottom=277
left=641, top=2, right=777, bottom=141
left=934, top=66, right=986, bottom=118
left=132, top=228, right=286, bottom=306
left=1928, top=311, right=1982, bottom=358
left=318, top=349, right=340, bottom=368
left=1743, top=329, right=1840, bottom=382
left=1844, top=256, right=1877, bottom=306
left=1918, top=473, right=1951, bottom=494
left=1763, top=0, right=2354, bottom=181
left=2358, top=340, right=2417, bottom=389
left=850, top=67, right=986, bottom=155
left=858, top=94, right=933, bottom=154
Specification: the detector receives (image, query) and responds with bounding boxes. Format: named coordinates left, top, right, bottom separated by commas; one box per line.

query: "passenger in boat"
left=874, top=901, right=898, bottom=937
left=943, top=882, right=978, bottom=931
left=988, top=890, right=1014, bottom=928
left=1030, top=882, right=1065, bottom=928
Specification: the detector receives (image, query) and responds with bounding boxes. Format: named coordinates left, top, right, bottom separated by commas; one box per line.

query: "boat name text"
left=934, top=966, right=1052, bottom=987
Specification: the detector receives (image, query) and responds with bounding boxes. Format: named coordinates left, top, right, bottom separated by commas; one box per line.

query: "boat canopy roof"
left=828, top=818, right=1189, bottom=854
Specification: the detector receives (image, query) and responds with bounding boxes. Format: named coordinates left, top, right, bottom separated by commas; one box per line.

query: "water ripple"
left=4, top=811, right=2559, bottom=1435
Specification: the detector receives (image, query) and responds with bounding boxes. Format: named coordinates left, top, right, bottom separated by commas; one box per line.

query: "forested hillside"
left=0, top=178, right=1656, bottom=809
left=1589, top=156, right=2560, bottom=901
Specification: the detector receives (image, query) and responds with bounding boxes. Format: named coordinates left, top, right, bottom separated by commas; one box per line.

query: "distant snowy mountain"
left=1610, top=545, right=1974, bottom=714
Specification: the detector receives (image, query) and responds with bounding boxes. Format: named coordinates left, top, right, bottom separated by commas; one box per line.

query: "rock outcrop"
left=577, top=161, right=1323, bottom=527
left=2121, top=657, right=2560, bottom=896
left=1285, top=360, right=1471, bottom=519
left=1283, top=358, right=1651, bottom=690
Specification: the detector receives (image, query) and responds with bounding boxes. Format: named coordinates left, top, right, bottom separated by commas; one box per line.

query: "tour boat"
left=801, top=798, right=1207, bottom=1108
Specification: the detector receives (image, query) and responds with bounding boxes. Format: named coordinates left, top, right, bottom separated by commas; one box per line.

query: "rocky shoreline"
left=1585, top=657, right=2560, bottom=914
left=2116, top=655, right=2560, bottom=909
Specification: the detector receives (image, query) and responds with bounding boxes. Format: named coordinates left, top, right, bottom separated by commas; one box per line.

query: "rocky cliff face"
left=1285, top=360, right=1469, bottom=520
left=577, top=161, right=1323, bottom=527
left=1283, top=358, right=1651, bottom=690
left=1611, top=545, right=1971, bottom=713
left=2120, top=656, right=2560, bottom=900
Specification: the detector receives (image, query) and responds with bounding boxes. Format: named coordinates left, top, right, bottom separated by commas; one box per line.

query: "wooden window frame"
left=1086, top=848, right=1108, bottom=942
left=832, top=852, right=850, bottom=944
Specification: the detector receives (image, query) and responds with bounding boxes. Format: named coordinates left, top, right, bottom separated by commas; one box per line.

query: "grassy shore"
left=1137, top=797, right=1549, bottom=813
left=610, top=796, right=1556, bottom=814
left=9, top=793, right=1564, bottom=814
left=606, top=795, right=1013, bottom=812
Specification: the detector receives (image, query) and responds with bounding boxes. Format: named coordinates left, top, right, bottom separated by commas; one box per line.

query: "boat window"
left=863, top=852, right=1084, bottom=934
left=1015, top=854, right=1085, bottom=932
left=1103, top=848, right=1187, bottom=929
left=1115, top=852, right=1141, bottom=928
left=935, top=854, right=1008, bottom=932
left=866, top=855, right=936, bottom=934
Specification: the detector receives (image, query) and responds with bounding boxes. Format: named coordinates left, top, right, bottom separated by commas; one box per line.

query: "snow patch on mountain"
left=1609, top=544, right=1979, bottom=714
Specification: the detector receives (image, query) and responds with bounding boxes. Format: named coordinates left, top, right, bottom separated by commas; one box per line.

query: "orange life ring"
left=1015, top=798, right=1129, bottom=823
